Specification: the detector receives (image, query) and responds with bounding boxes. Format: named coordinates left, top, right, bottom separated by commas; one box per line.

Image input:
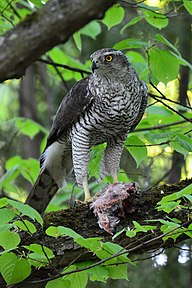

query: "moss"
left=43, top=179, right=192, bottom=232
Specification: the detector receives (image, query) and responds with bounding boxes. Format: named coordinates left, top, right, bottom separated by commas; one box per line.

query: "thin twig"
left=147, top=100, right=158, bottom=108
left=126, top=141, right=169, bottom=148
left=134, top=119, right=188, bottom=132
left=24, top=219, right=192, bottom=284
left=1, top=14, right=15, bottom=27
left=45, top=55, right=70, bottom=91
left=37, top=58, right=91, bottom=75
left=184, top=129, right=192, bottom=135
left=149, top=93, right=192, bottom=110
left=149, top=94, right=192, bottom=123
left=10, top=3, right=21, bottom=19
left=149, top=82, right=166, bottom=98
left=0, top=0, right=15, bottom=14
left=173, top=245, right=191, bottom=251
left=132, top=248, right=165, bottom=263
left=18, top=215, right=60, bottom=275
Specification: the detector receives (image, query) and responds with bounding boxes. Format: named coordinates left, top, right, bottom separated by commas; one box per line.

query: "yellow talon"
left=82, top=179, right=92, bottom=202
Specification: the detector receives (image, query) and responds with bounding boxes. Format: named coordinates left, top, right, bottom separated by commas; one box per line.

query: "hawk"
left=26, top=48, right=148, bottom=213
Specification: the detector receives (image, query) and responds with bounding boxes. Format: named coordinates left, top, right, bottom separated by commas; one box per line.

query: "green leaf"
left=62, top=265, right=88, bottom=288
left=107, top=264, right=128, bottom=280
left=81, top=21, right=101, bottom=39
left=73, top=32, right=82, bottom=51
left=183, top=0, right=192, bottom=14
left=149, top=48, right=180, bottom=84
left=6, top=156, right=39, bottom=184
left=46, top=278, right=70, bottom=288
left=28, top=253, right=49, bottom=265
left=120, top=16, right=143, bottom=34
left=133, top=221, right=156, bottom=232
left=143, top=10, right=168, bottom=29
left=102, top=4, right=124, bottom=30
left=159, top=220, right=182, bottom=241
left=158, top=183, right=192, bottom=205
left=126, top=51, right=148, bottom=79
left=0, top=231, right=20, bottom=250
left=88, top=263, right=109, bottom=282
left=28, top=0, right=42, bottom=8
left=0, top=198, right=8, bottom=208
left=46, top=226, right=65, bottom=237
left=185, top=194, right=192, bottom=202
left=112, top=228, right=126, bottom=240
left=0, top=167, right=19, bottom=189
left=46, top=226, right=80, bottom=238
left=24, top=244, right=54, bottom=259
left=46, top=226, right=91, bottom=249
left=7, top=199, right=43, bottom=226
left=133, top=221, right=145, bottom=231
left=14, top=220, right=37, bottom=234
left=170, top=51, right=192, bottom=70
left=171, top=133, right=192, bottom=158
left=0, top=208, right=15, bottom=224
left=118, top=169, right=131, bottom=183
left=157, top=200, right=181, bottom=213
left=126, top=229, right=137, bottom=238
left=0, top=224, right=13, bottom=233
left=101, top=242, right=130, bottom=265
left=102, top=242, right=126, bottom=256
left=89, top=144, right=106, bottom=178
left=145, top=131, right=175, bottom=144
left=0, top=252, right=31, bottom=285
left=185, top=223, right=192, bottom=238
left=126, top=135, right=147, bottom=167
left=114, top=38, right=148, bottom=50
left=15, top=118, right=41, bottom=139
left=73, top=21, right=101, bottom=51
left=154, top=34, right=181, bottom=56
left=48, top=47, right=90, bottom=81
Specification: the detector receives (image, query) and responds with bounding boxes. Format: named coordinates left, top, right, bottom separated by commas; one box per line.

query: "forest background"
left=0, top=0, right=191, bottom=287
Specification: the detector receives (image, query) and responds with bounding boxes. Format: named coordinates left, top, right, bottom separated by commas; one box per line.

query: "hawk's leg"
left=72, top=132, right=91, bottom=202
left=100, top=137, right=125, bottom=183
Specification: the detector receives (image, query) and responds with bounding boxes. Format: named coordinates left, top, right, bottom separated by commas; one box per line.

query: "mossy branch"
left=8, top=178, right=191, bottom=287
left=0, top=0, right=116, bottom=83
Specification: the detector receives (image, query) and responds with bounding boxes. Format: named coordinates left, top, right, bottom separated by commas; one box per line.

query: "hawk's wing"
left=130, top=81, right=148, bottom=132
left=45, top=75, right=94, bottom=149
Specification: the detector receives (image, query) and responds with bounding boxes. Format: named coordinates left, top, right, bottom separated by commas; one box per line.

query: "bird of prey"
left=26, top=48, right=148, bottom=213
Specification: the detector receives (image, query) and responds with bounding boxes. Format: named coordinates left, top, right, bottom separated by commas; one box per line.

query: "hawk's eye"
left=105, top=55, right=113, bottom=62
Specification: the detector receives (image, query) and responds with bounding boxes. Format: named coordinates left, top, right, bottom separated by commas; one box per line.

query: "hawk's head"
left=90, top=48, right=129, bottom=75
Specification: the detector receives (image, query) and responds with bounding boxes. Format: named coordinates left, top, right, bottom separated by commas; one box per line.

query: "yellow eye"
left=105, top=55, right=113, bottom=62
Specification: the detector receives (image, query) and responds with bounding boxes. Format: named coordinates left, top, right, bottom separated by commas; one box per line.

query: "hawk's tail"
left=25, top=169, right=58, bottom=214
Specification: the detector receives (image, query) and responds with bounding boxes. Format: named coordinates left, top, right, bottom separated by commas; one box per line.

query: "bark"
left=2, top=178, right=190, bottom=287
left=0, top=0, right=116, bottom=83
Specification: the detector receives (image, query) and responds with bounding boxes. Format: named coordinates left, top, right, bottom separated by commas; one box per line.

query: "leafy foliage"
left=0, top=252, right=31, bottom=285
left=101, top=4, right=125, bottom=30
left=0, top=0, right=191, bottom=287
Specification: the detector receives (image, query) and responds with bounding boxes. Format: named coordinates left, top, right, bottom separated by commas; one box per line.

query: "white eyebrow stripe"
left=104, top=51, right=122, bottom=56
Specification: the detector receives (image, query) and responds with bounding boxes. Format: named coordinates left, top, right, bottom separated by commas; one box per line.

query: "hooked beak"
left=92, top=61, right=98, bottom=72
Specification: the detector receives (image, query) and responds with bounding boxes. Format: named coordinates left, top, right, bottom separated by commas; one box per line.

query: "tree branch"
left=4, top=178, right=190, bottom=287
left=0, top=0, right=116, bottom=83
left=37, top=57, right=91, bottom=75
left=134, top=119, right=188, bottom=132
